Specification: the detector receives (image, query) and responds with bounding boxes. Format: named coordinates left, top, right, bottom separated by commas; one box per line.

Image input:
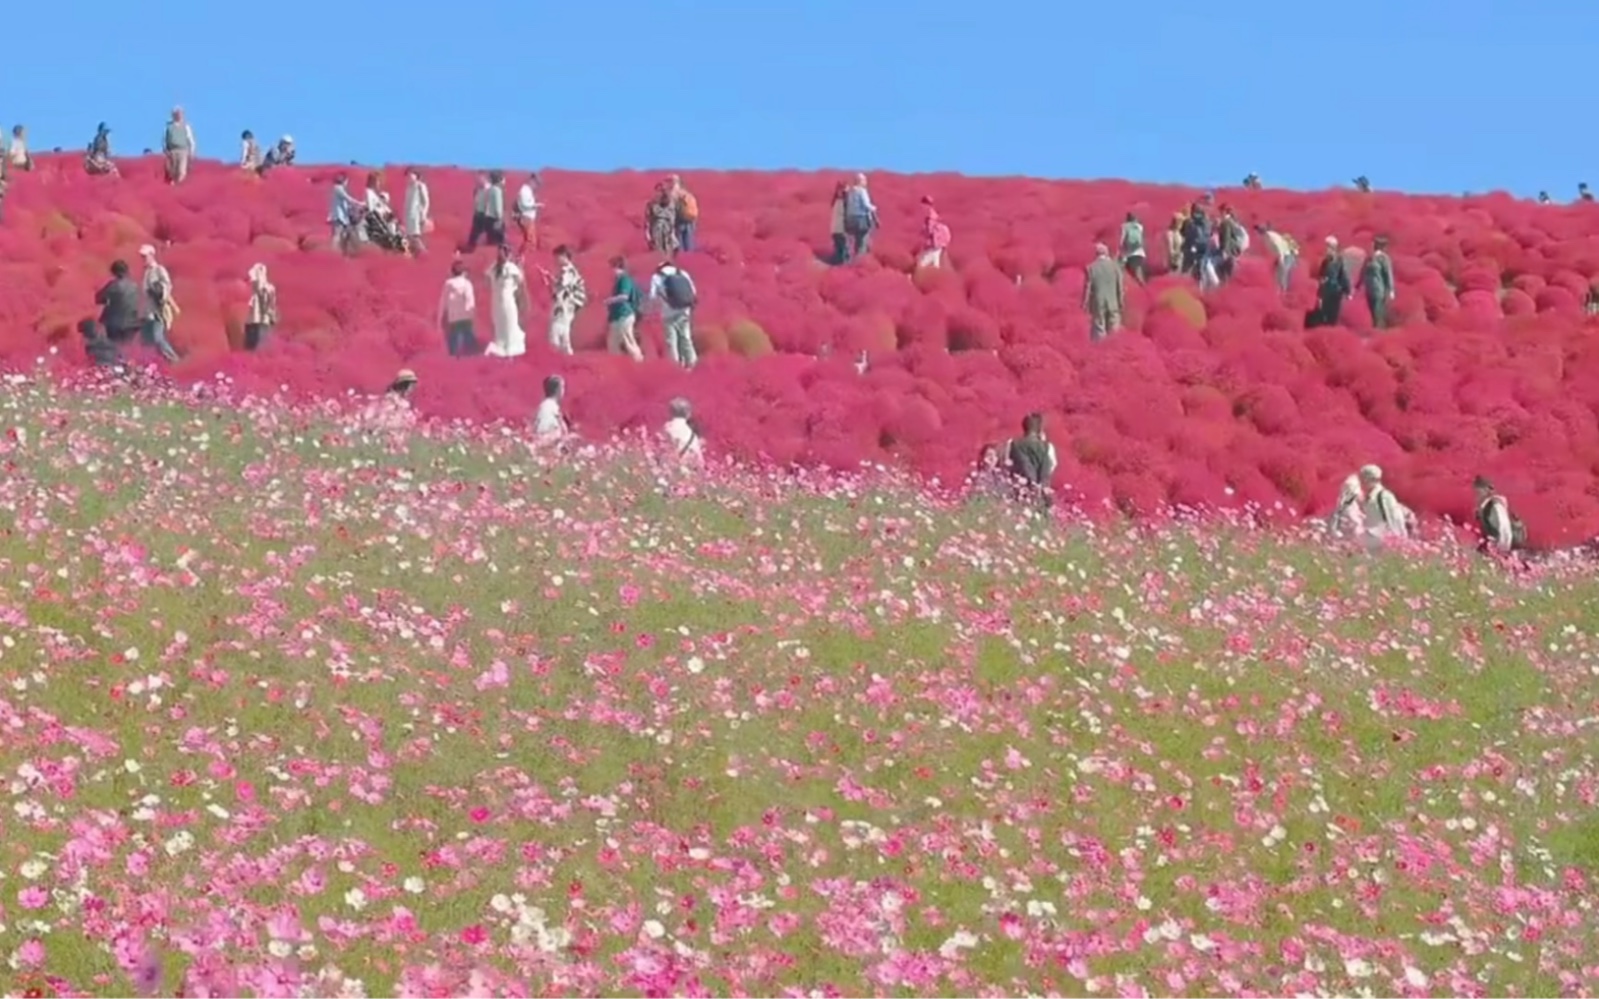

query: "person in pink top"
left=917, top=196, right=951, bottom=269
left=437, top=258, right=479, bottom=356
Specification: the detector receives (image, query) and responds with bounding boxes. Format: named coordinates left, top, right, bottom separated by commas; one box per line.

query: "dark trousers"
left=1368, top=295, right=1390, bottom=329
left=244, top=323, right=271, bottom=350
left=106, top=324, right=140, bottom=344
left=1124, top=256, right=1146, bottom=284
left=465, top=213, right=505, bottom=250
left=444, top=319, right=478, bottom=357
left=831, top=233, right=848, bottom=264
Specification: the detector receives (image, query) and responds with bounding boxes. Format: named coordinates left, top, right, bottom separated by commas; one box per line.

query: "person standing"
left=1258, top=223, right=1298, bottom=294
left=137, top=245, right=180, bottom=362
left=841, top=173, right=878, bottom=260
left=604, top=256, right=644, bottom=361
left=240, top=131, right=262, bottom=171
left=244, top=264, right=278, bottom=351
left=1083, top=243, right=1126, bottom=342
left=1358, top=236, right=1397, bottom=329
left=650, top=259, right=699, bottom=369
left=1004, top=413, right=1058, bottom=511
left=1308, top=237, right=1352, bottom=328
left=163, top=107, right=197, bottom=185
left=540, top=245, right=587, bottom=356
left=514, top=172, right=541, bottom=252
left=485, top=244, right=528, bottom=358
left=1118, top=212, right=1146, bottom=285
left=404, top=167, right=432, bottom=255
left=670, top=175, right=699, bottom=253
left=328, top=174, right=361, bottom=256
left=917, top=196, right=951, bottom=269
left=437, top=258, right=479, bottom=357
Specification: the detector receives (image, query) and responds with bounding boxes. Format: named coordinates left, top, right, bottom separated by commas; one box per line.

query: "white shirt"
left=663, top=417, right=702, bottom=460
left=533, top=398, right=564, bottom=439
left=516, top=183, right=539, bottom=219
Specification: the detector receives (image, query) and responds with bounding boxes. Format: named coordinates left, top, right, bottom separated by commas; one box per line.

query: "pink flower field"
left=7, top=156, right=1599, bottom=541
left=2, top=375, right=1598, bottom=997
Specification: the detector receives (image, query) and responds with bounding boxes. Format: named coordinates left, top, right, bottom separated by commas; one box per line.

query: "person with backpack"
left=137, top=245, right=181, bottom=362
left=841, top=173, right=878, bottom=261
left=650, top=259, right=699, bottom=368
left=1004, top=413, right=1058, bottom=510
left=670, top=176, right=699, bottom=253
left=603, top=256, right=644, bottom=361
left=1258, top=223, right=1299, bottom=294
left=1473, top=476, right=1527, bottom=557
left=1359, top=465, right=1416, bottom=541
left=1326, top=470, right=1367, bottom=537
left=1216, top=206, right=1249, bottom=284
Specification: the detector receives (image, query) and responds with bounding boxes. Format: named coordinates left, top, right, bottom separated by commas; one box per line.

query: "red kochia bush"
left=8, top=153, right=1599, bottom=542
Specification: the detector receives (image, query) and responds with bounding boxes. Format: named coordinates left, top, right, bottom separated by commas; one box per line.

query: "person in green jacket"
left=1358, top=236, right=1397, bottom=329
left=604, top=256, right=644, bottom=361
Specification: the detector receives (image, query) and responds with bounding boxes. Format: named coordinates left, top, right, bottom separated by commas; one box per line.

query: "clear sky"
left=9, top=0, right=1593, bottom=197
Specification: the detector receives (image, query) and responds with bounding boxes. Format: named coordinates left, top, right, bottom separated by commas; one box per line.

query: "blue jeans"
left=142, top=318, right=178, bottom=362
left=444, top=319, right=478, bottom=357
left=849, top=228, right=871, bottom=259
left=676, top=221, right=696, bottom=252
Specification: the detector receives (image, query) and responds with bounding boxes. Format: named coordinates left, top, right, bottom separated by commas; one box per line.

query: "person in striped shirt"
left=540, top=245, right=587, bottom=356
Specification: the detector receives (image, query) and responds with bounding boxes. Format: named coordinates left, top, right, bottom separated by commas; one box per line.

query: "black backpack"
left=662, top=270, right=696, bottom=309
left=1479, top=496, right=1528, bottom=550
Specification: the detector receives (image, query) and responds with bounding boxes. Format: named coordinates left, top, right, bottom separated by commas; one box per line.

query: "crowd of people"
left=8, top=111, right=1595, bottom=562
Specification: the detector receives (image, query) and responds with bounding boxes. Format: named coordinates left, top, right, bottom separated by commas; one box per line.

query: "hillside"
left=2, top=379, right=1597, bottom=997
left=5, top=154, right=1599, bottom=539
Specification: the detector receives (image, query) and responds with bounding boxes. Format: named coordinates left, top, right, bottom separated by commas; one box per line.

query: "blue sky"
left=10, top=0, right=1593, bottom=197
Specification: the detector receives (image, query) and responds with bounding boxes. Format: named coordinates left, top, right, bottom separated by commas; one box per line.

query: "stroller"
left=362, top=201, right=408, bottom=254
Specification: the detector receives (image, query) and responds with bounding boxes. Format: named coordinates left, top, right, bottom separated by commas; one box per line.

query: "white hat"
left=1325, top=235, right=1339, bottom=247
left=281, top=135, right=293, bottom=144
left=1359, top=464, right=1382, bottom=480
left=138, top=244, right=156, bottom=258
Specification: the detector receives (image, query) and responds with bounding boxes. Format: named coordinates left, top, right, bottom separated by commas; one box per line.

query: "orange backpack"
left=678, top=191, right=699, bottom=221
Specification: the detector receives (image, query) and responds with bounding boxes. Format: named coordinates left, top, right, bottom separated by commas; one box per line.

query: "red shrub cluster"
left=6, top=154, right=1599, bottom=540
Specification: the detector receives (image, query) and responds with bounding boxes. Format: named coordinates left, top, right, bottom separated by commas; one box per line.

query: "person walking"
left=540, top=244, right=587, bottom=356
left=513, top=172, right=541, bottom=252
left=328, top=174, right=362, bottom=256
left=404, top=167, right=432, bottom=255
left=1119, top=212, right=1146, bottom=285
left=670, top=175, right=700, bottom=253
left=841, top=173, right=879, bottom=260
left=650, top=259, right=699, bottom=368
left=244, top=263, right=278, bottom=351
left=917, top=196, right=951, bottom=269
left=1308, top=237, right=1352, bottom=328
left=604, top=256, right=644, bottom=361
left=1083, top=243, right=1126, bottom=342
left=1358, top=236, right=1397, bottom=329
left=1258, top=223, right=1299, bottom=294
left=163, top=107, right=197, bottom=185
left=437, top=258, right=479, bottom=357
left=485, top=244, right=528, bottom=358
left=137, top=245, right=180, bottom=362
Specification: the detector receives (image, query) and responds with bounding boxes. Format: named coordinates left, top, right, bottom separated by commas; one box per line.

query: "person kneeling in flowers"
left=661, top=397, right=703, bottom=469
left=532, top=375, right=571, bottom=445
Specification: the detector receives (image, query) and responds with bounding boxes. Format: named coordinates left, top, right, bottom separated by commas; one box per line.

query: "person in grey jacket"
left=1358, top=236, right=1397, bottom=329
left=1083, top=243, right=1126, bottom=342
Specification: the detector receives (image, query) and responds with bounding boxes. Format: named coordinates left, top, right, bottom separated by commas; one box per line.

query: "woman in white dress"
left=485, top=244, right=528, bottom=358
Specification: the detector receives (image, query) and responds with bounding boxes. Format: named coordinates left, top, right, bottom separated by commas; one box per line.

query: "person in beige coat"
left=1083, top=243, right=1126, bottom=342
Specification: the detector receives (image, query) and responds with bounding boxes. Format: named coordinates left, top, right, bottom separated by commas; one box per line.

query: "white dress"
left=486, top=262, right=527, bottom=358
